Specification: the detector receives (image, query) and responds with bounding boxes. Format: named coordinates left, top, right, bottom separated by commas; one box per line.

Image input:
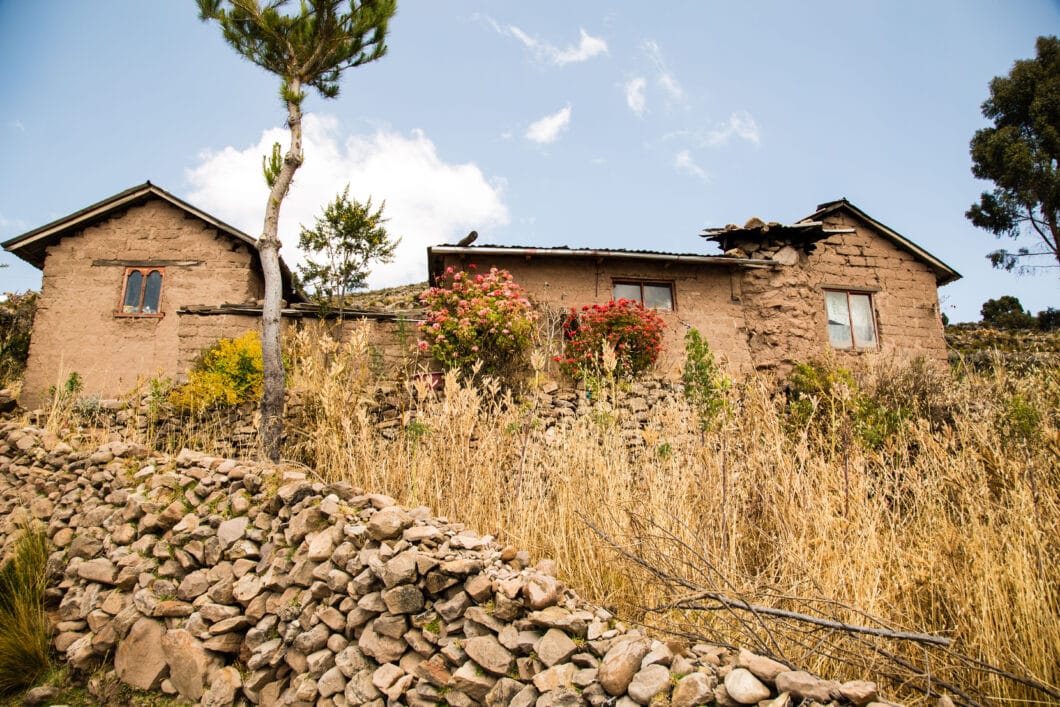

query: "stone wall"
left=0, top=423, right=890, bottom=707
left=21, top=199, right=264, bottom=407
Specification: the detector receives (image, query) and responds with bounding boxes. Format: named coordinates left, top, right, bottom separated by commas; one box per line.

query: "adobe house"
left=2, top=182, right=302, bottom=407
left=428, top=199, right=960, bottom=375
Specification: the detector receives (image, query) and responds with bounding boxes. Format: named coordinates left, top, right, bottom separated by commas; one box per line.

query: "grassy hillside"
left=10, top=323, right=1059, bottom=705
left=273, top=327, right=1059, bottom=705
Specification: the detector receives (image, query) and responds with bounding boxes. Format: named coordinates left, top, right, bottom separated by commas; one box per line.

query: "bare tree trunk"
left=258, top=81, right=304, bottom=462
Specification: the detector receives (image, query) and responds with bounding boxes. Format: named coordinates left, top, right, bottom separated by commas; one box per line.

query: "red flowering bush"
left=557, top=299, right=665, bottom=379
left=418, top=265, right=537, bottom=377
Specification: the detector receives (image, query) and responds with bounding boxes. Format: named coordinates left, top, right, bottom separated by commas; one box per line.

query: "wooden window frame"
left=116, top=267, right=165, bottom=318
left=824, top=288, right=877, bottom=350
left=612, top=279, right=676, bottom=311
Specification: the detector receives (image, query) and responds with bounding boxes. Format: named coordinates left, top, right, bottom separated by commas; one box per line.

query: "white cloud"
left=479, top=15, right=607, bottom=66
left=625, top=77, right=647, bottom=116
left=674, top=150, right=707, bottom=182
left=185, top=114, right=509, bottom=289
left=525, top=104, right=572, bottom=144
left=5, top=120, right=25, bottom=132
left=706, top=110, right=761, bottom=146
left=643, top=40, right=685, bottom=103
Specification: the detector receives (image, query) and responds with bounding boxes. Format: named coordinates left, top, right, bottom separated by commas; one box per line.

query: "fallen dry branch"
left=580, top=511, right=1060, bottom=707
left=662, top=593, right=953, bottom=647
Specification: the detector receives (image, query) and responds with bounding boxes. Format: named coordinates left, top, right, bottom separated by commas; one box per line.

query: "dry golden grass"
left=282, top=325, right=1059, bottom=704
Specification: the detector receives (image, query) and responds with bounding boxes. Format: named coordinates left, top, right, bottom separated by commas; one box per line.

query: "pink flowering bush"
left=557, top=299, right=665, bottom=379
left=418, top=265, right=537, bottom=377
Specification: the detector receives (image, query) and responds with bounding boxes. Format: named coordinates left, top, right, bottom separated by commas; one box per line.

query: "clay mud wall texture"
left=21, top=199, right=265, bottom=407
left=733, top=213, right=947, bottom=374
left=433, top=254, right=755, bottom=375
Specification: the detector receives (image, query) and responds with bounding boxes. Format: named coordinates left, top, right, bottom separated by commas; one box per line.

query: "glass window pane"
left=643, top=284, right=673, bottom=310
left=826, top=291, right=851, bottom=347
left=849, top=293, right=876, bottom=347
left=143, top=271, right=163, bottom=314
left=613, top=283, right=640, bottom=303
left=123, top=271, right=143, bottom=313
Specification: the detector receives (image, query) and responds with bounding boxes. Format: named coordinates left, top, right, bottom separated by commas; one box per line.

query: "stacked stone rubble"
left=0, top=422, right=894, bottom=706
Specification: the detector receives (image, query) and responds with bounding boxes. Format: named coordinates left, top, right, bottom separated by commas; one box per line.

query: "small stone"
left=372, top=663, right=405, bottom=691
left=598, top=637, right=651, bottom=695
left=736, top=648, right=789, bottom=683
left=318, top=666, right=347, bottom=698
left=21, top=685, right=61, bottom=706
left=359, top=620, right=407, bottom=664
left=202, top=666, right=241, bottom=707
left=628, top=663, right=672, bottom=705
left=76, top=558, right=117, bottom=584
left=115, top=618, right=167, bottom=690
left=367, top=506, right=412, bottom=540
left=840, top=680, right=879, bottom=705
left=308, top=529, right=336, bottom=561
left=485, top=677, right=524, bottom=706
left=724, top=668, right=771, bottom=704
left=450, top=661, right=497, bottom=701
left=774, top=671, right=836, bottom=703
left=161, top=629, right=212, bottom=701
left=536, top=628, right=578, bottom=667
left=382, top=584, right=425, bottom=614
left=464, top=634, right=516, bottom=676
left=523, top=574, right=560, bottom=609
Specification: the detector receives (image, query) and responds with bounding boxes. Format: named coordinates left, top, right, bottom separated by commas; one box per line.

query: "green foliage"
left=262, top=141, right=283, bottom=188
left=681, top=328, right=730, bottom=431
left=418, top=266, right=538, bottom=378
left=558, top=299, right=665, bottom=380
left=786, top=359, right=912, bottom=452
left=297, top=186, right=399, bottom=312
left=1037, top=307, right=1060, bottom=331
left=197, top=0, right=396, bottom=102
left=999, top=393, right=1042, bottom=448
left=169, top=331, right=263, bottom=413
left=967, top=35, right=1060, bottom=272
left=981, top=295, right=1037, bottom=329
left=0, top=526, right=51, bottom=696
left=46, top=372, right=83, bottom=405
left=0, top=291, right=37, bottom=386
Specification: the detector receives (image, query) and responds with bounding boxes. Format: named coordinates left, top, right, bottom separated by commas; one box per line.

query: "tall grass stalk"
left=255, top=328, right=1060, bottom=703
left=0, top=525, right=51, bottom=696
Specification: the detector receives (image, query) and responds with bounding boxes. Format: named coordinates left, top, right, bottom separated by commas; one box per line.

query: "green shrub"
left=682, top=328, right=729, bottom=431
left=169, top=330, right=263, bottom=413
left=786, top=359, right=910, bottom=451
left=0, top=526, right=51, bottom=696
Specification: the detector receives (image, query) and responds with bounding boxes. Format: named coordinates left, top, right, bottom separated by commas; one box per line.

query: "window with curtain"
left=825, top=289, right=877, bottom=348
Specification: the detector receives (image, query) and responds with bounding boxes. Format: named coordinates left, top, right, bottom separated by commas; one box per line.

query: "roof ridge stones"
left=0, top=423, right=889, bottom=707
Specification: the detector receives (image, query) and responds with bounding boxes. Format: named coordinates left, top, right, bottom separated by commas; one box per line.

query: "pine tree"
left=198, top=0, right=396, bottom=461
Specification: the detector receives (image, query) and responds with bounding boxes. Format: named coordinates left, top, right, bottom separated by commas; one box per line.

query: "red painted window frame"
left=116, top=267, right=165, bottom=318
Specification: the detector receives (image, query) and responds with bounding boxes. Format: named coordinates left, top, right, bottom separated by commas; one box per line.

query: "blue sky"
left=1, top=1, right=1057, bottom=322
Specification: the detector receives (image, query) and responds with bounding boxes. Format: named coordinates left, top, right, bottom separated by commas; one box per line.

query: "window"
left=825, top=289, right=877, bottom=349
left=613, top=281, right=674, bottom=310
left=119, top=267, right=164, bottom=315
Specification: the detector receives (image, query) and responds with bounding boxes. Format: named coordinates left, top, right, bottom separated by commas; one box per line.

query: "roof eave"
left=428, top=244, right=779, bottom=267
left=809, top=200, right=962, bottom=286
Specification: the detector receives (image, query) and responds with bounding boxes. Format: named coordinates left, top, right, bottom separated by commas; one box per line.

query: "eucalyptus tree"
left=968, top=36, right=1060, bottom=273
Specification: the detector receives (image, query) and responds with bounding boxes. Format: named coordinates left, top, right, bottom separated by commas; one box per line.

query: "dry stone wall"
left=0, top=422, right=894, bottom=707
